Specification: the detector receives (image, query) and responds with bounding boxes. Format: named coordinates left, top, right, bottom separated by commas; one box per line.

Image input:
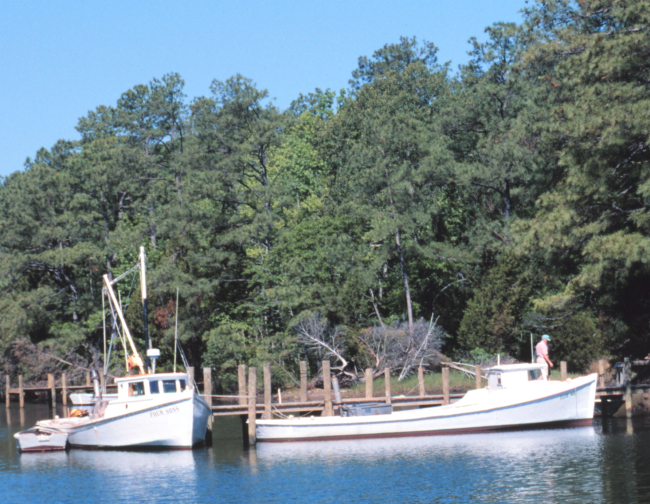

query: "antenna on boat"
left=174, top=287, right=179, bottom=373
left=102, top=292, right=107, bottom=375
left=139, top=247, right=152, bottom=373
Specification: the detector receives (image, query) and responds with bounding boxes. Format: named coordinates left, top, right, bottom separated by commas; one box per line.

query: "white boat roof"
left=486, top=363, right=546, bottom=372
left=114, top=372, right=190, bottom=383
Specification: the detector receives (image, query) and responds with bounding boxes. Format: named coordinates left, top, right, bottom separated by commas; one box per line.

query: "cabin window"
left=179, top=379, right=187, bottom=391
left=528, top=369, right=542, bottom=381
left=150, top=381, right=160, bottom=394
left=162, top=380, right=177, bottom=393
left=129, top=381, right=145, bottom=396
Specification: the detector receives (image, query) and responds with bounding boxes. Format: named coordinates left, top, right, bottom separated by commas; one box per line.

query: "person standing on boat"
left=536, top=335, right=553, bottom=380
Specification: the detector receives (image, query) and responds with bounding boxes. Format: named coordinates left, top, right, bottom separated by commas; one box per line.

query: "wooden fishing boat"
left=256, top=363, right=597, bottom=442
left=21, top=247, right=212, bottom=450
left=37, top=371, right=211, bottom=449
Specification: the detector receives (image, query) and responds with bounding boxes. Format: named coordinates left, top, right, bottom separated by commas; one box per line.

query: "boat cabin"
left=486, top=364, right=548, bottom=391
left=115, top=373, right=191, bottom=400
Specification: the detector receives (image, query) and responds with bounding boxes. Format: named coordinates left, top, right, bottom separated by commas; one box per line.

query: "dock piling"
left=48, top=373, right=56, bottom=409
left=5, top=375, right=9, bottom=408
left=18, top=375, right=24, bottom=408
left=598, top=359, right=606, bottom=388
left=300, top=361, right=308, bottom=402
left=323, top=361, right=333, bottom=416
left=624, top=357, right=632, bottom=419
left=61, top=373, right=67, bottom=406
left=442, top=367, right=450, bottom=405
left=248, top=367, right=257, bottom=446
left=86, top=372, right=91, bottom=387
left=238, top=364, right=247, bottom=407
left=203, top=367, right=212, bottom=408
left=475, top=365, right=482, bottom=389
left=365, top=368, right=374, bottom=399
left=384, top=368, right=392, bottom=405
left=418, top=366, right=425, bottom=397
left=263, top=363, right=272, bottom=419
left=560, top=361, right=567, bottom=381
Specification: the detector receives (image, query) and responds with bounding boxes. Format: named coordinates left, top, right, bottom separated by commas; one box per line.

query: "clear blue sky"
left=0, top=0, right=528, bottom=178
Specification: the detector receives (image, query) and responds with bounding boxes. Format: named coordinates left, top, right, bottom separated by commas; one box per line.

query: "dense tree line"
left=1, top=1, right=648, bottom=387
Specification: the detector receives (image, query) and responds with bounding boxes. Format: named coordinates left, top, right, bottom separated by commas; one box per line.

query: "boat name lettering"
left=150, top=406, right=180, bottom=418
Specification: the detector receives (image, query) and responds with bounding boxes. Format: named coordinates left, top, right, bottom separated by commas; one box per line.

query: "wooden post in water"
left=187, top=366, right=194, bottom=384
left=238, top=364, right=247, bottom=407
left=18, top=375, right=24, bottom=408
left=203, top=367, right=212, bottom=408
left=263, top=363, right=272, bottom=420
left=61, top=373, right=67, bottom=406
left=365, top=368, right=374, bottom=399
left=5, top=375, right=9, bottom=407
left=598, top=359, right=606, bottom=388
left=48, top=374, right=56, bottom=409
left=560, top=361, right=567, bottom=382
left=624, top=357, right=632, bottom=419
left=247, top=367, right=257, bottom=446
left=86, top=372, right=91, bottom=387
left=418, top=366, right=425, bottom=397
left=442, top=367, right=450, bottom=405
left=384, top=368, right=392, bottom=405
left=323, top=361, right=333, bottom=417
left=475, top=365, right=482, bottom=389
left=300, top=361, right=308, bottom=403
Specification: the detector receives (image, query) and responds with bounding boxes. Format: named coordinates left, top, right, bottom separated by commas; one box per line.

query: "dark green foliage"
left=2, top=1, right=649, bottom=384
left=547, top=312, right=605, bottom=373
left=456, top=253, right=533, bottom=358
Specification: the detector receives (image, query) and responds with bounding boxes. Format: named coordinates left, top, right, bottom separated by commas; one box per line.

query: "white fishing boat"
left=37, top=371, right=211, bottom=449
left=22, top=247, right=212, bottom=450
left=14, top=426, right=69, bottom=452
left=256, top=363, right=598, bottom=442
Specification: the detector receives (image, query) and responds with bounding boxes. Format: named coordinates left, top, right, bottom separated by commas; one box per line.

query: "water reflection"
left=2, top=407, right=650, bottom=504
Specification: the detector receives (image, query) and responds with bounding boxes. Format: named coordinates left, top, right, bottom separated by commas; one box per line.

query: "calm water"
left=1, top=404, right=649, bottom=503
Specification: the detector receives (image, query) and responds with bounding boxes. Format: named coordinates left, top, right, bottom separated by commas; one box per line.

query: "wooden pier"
left=3, top=358, right=646, bottom=446
left=4, top=371, right=116, bottom=408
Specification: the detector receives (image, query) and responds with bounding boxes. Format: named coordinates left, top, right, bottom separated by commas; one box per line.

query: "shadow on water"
left=2, top=405, right=650, bottom=503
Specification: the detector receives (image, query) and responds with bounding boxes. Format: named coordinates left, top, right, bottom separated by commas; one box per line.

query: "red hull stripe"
left=19, top=446, right=66, bottom=452
left=258, top=418, right=593, bottom=443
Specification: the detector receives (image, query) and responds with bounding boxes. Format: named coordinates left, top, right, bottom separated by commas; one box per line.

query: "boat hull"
left=15, top=428, right=69, bottom=452
left=257, top=374, right=597, bottom=442
left=40, top=393, right=211, bottom=450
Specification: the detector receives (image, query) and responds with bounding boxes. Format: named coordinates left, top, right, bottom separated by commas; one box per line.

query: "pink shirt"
left=536, top=340, right=548, bottom=358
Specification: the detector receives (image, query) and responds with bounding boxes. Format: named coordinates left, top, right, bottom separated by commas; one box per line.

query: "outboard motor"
left=90, top=369, right=102, bottom=401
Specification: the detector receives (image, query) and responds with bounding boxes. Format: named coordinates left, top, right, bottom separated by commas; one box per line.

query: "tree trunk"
left=394, top=228, right=414, bottom=336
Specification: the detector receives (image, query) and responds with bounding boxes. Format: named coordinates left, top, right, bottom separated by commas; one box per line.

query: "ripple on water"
left=1, top=408, right=650, bottom=504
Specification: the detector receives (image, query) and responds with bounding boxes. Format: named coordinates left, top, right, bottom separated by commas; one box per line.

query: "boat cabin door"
left=487, top=371, right=502, bottom=390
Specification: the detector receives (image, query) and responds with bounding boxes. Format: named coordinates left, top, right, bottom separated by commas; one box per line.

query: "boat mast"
left=140, top=246, right=152, bottom=373
left=102, top=274, right=145, bottom=375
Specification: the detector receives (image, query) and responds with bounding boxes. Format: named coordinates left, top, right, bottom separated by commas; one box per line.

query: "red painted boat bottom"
left=19, top=446, right=66, bottom=453
left=258, top=418, right=594, bottom=443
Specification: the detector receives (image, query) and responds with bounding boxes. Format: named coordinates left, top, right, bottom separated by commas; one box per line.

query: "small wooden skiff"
left=14, top=427, right=69, bottom=452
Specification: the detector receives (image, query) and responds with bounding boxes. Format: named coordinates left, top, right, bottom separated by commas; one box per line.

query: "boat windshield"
left=150, top=380, right=160, bottom=394
left=162, top=380, right=177, bottom=393
left=528, top=369, right=542, bottom=381
left=129, top=382, right=145, bottom=396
